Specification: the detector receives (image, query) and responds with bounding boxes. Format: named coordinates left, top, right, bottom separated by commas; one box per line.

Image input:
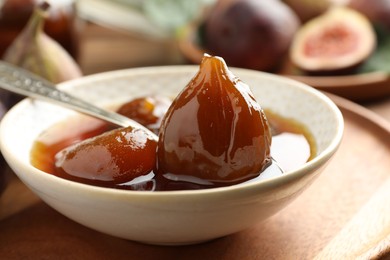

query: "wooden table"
left=1, top=23, right=390, bottom=259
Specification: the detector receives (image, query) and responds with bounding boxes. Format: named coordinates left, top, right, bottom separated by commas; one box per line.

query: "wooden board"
left=0, top=96, right=390, bottom=259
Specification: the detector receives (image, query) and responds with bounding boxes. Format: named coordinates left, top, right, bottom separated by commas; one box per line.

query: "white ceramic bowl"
left=0, top=66, right=343, bottom=245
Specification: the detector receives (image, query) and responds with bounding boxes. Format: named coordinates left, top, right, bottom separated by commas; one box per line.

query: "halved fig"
left=156, top=54, right=272, bottom=185
left=290, top=7, right=376, bottom=75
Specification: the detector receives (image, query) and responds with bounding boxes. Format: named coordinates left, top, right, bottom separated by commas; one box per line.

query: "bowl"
left=0, top=65, right=343, bottom=245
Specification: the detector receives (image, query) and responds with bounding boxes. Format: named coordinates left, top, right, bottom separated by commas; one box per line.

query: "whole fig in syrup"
left=156, top=54, right=272, bottom=186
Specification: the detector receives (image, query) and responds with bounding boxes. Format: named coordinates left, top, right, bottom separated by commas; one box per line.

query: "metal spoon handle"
left=0, top=62, right=157, bottom=140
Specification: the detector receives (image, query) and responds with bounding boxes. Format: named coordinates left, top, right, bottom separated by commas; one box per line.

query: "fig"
left=0, top=0, right=80, bottom=59
left=289, top=7, right=376, bottom=75
left=203, top=0, right=300, bottom=72
left=55, top=126, right=157, bottom=185
left=348, top=0, right=390, bottom=32
left=116, top=96, right=171, bottom=135
left=156, top=54, right=272, bottom=185
left=2, top=2, right=82, bottom=85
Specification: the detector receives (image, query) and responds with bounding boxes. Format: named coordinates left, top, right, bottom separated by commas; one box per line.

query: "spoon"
left=0, top=61, right=158, bottom=141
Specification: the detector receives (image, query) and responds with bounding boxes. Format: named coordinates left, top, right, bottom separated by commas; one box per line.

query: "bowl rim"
left=0, top=65, right=344, bottom=198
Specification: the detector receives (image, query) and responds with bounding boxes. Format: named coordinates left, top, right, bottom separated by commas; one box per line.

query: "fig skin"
left=203, top=0, right=300, bottom=72
left=156, top=54, right=272, bottom=185
left=289, top=7, right=376, bottom=75
left=54, top=126, right=157, bottom=185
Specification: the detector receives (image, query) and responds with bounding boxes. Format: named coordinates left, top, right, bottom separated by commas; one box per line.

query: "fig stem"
left=24, top=2, right=50, bottom=38
left=39, top=2, right=51, bottom=12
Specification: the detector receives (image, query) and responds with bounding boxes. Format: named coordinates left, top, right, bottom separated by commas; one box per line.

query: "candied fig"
left=290, top=7, right=376, bottom=75
left=55, top=126, right=157, bottom=185
left=156, top=54, right=272, bottom=185
left=116, top=96, right=171, bottom=134
left=203, top=0, right=299, bottom=72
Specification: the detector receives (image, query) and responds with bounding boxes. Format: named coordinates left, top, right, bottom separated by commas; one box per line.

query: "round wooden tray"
left=178, top=25, right=390, bottom=102
left=1, top=95, right=390, bottom=259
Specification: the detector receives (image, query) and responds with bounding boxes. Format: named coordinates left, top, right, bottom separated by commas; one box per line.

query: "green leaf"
left=358, top=26, right=390, bottom=74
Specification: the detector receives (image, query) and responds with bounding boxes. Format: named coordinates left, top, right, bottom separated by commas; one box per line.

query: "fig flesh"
left=290, top=7, right=376, bottom=75
left=203, top=0, right=300, bottom=72
left=156, top=54, right=272, bottom=185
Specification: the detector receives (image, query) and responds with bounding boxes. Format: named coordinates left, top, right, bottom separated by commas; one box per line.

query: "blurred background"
left=0, top=0, right=389, bottom=125
left=1, top=0, right=390, bottom=85
left=76, top=0, right=215, bottom=73
left=0, top=0, right=217, bottom=71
